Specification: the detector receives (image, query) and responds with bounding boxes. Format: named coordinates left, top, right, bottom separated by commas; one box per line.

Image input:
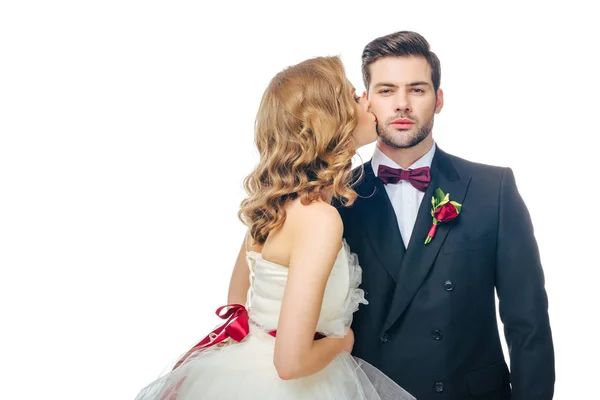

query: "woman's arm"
left=273, top=202, right=352, bottom=380
left=226, top=234, right=255, bottom=305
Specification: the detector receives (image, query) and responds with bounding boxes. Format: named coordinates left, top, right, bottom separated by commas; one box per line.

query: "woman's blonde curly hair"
left=239, top=56, right=361, bottom=244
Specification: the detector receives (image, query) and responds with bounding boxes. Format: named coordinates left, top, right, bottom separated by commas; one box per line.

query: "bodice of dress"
left=245, top=240, right=367, bottom=337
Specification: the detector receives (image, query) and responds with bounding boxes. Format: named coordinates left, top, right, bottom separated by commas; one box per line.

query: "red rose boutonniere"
left=425, top=188, right=463, bottom=244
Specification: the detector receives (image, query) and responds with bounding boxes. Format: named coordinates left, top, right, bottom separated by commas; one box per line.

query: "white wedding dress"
left=134, top=240, right=415, bottom=400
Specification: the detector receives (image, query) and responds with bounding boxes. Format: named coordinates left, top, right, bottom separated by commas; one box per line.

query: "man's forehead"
left=370, top=56, right=431, bottom=81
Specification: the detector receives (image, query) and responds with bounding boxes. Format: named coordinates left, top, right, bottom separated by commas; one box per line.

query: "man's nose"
left=394, top=92, right=410, bottom=113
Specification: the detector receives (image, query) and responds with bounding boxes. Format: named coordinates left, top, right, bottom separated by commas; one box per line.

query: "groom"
left=338, top=31, right=554, bottom=400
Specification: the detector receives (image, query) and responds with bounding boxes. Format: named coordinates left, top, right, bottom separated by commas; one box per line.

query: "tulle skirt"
left=135, top=326, right=415, bottom=400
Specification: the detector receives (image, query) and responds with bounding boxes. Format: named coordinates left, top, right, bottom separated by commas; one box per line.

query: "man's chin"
left=379, top=132, right=426, bottom=149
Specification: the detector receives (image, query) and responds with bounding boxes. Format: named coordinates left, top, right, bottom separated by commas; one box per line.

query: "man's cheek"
left=371, top=108, right=386, bottom=124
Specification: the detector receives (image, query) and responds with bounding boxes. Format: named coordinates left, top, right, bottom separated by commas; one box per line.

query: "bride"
left=135, top=56, right=415, bottom=400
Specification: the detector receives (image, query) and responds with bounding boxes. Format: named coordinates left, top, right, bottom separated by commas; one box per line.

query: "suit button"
left=444, top=280, right=454, bottom=291
left=380, top=333, right=389, bottom=343
left=432, top=330, right=443, bottom=341
left=434, top=381, right=444, bottom=393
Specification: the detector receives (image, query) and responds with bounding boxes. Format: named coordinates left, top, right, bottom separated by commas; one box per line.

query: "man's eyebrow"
left=372, top=81, right=432, bottom=89
left=372, top=82, right=399, bottom=89
left=407, top=81, right=431, bottom=87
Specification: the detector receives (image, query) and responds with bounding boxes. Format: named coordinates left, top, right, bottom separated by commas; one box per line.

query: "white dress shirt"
left=371, top=143, right=437, bottom=248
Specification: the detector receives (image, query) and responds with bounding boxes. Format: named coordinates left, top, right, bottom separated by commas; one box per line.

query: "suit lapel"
left=382, top=149, right=471, bottom=334
left=353, top=162, right=405, bottom=283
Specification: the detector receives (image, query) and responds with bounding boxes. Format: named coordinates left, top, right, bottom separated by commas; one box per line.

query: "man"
left=339, top=31, right=554, bottom=399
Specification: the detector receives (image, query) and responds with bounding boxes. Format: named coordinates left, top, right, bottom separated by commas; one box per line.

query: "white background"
left=1, top=1, right=598, bottom=399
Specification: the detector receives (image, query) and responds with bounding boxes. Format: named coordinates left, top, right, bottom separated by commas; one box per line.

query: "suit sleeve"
left=495, top=168, right=555, bottom=399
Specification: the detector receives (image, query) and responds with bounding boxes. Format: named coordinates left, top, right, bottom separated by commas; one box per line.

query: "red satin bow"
left=173, top=304, right=250, bottom=369
left=172, top=303, right=326, bottom=372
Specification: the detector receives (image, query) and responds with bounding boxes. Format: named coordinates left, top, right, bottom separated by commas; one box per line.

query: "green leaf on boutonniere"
left=437, top=193, right=449, bottom=207
left=450, top=201, right=462, bottom=213
left=434, top=188, right=445, bottom=203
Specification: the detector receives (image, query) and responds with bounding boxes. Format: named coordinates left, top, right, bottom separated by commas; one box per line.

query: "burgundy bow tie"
left=377, top=164, right=431, bottom=192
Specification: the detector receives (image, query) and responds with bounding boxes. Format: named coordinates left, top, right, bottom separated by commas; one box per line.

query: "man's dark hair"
left=362, top=31, right=441, bottom=93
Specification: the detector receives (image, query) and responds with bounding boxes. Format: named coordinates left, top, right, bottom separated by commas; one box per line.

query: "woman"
left=135, top=56, right=414, bottom=399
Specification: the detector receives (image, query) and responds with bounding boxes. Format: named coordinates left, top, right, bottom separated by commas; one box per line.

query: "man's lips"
left=390, top=118, right=415, bottom=127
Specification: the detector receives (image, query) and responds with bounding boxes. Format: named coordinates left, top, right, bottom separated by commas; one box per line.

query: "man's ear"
left=435, top=88, right=444, bottom=114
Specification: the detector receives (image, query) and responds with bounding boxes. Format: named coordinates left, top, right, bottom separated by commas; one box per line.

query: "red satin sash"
left=173, top=304, right=325, bottom=370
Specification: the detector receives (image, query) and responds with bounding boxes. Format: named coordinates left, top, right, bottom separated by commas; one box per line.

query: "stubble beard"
left=376, top=113, right=435, bottom=149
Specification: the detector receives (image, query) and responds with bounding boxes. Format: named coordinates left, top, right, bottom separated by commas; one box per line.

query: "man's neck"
left=377, top=136, right=434, bottom=169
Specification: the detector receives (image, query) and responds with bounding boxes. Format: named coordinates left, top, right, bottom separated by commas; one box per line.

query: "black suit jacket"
left=338, top=148, right=554, bottom=400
